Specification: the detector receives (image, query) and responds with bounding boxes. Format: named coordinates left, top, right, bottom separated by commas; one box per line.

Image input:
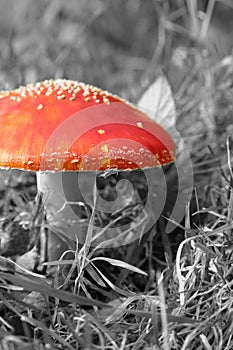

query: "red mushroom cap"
left=0, top=79, right=175, bottom=171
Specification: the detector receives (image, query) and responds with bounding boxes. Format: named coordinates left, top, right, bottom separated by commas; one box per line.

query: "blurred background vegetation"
left=0, top=0, right=158, bottom=96
left=0, top=0, right=232, bottom=99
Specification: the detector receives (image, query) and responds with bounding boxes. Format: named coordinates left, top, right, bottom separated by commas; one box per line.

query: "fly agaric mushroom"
left=0, top=79, right=175, bottom=259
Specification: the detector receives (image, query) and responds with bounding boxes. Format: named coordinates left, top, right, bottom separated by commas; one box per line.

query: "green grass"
left=1, top=0, right=233, bottom=349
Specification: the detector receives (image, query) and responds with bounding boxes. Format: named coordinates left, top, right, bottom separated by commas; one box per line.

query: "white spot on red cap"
left=137, top=122, right=143, bottom=128
left=37, top=104, right=43, bottom=110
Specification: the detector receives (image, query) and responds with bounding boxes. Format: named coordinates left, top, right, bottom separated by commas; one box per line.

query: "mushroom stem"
left=37, top=171, right=96, bottom=259
left=37, top=167, right=167, bottom=260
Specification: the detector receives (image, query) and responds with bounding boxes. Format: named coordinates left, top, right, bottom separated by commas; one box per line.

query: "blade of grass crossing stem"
left=82, top=182, right=98, bottom=258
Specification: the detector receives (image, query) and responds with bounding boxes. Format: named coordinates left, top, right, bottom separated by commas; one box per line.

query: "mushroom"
left=0, top=79, right=175, bottom=260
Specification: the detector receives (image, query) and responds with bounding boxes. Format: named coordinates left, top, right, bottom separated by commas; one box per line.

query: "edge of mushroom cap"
left=0, top=79, right=175, bottom=172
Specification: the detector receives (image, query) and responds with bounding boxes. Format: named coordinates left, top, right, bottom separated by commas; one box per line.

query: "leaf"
left=90, top=263, right=134, bottom=297
left=22, top=291, right=47, bottom=310
left=138, top=74, right=194, bottom=234
left=91, top=257, right=147, bottom=276
left=15, top=247, right=38, bottom=272
left=85, top=264, right=107, bottom=288
left=137, top=74, right=177, bottom=133
left=0, top=271, right=110, bottom=308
